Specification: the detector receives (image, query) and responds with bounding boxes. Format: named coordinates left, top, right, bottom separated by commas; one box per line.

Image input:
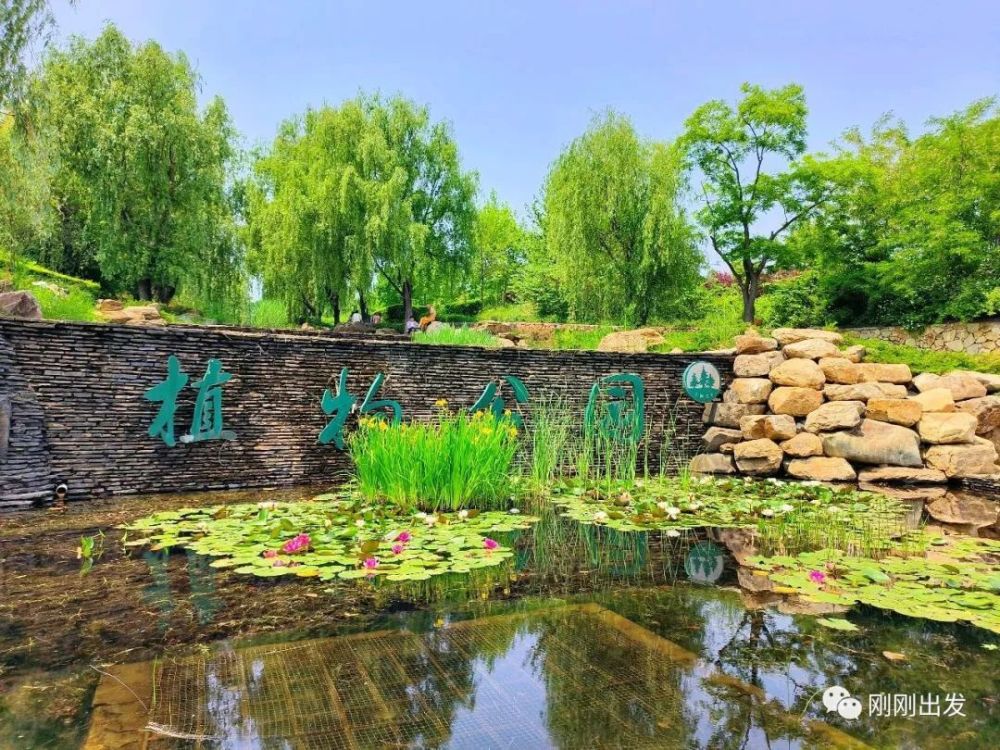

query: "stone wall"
left=692, top=328, right=1000, bottom=507
left=0, top=320, right=732, bottom=508
left=847, top=320, right=1000, bottom=355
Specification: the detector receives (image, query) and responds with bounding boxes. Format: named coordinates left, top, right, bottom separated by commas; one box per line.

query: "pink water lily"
left=396, top=531, right=412, bottom=544
left=483, top=538, right=499, bottom=552
left=809, top=570, right=826, bottom=584
left=262, top=549, right=277, bottom=559
left=363, top=557, right=380, bottom=570
left=281, top=534, right=311, bottom=554
left=391, top=543, right=405, bottom=555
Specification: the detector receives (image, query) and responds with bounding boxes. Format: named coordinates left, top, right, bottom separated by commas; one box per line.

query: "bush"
left=243, top=299, right=294, bottom=329
left=477, top=301, right=541, bottom=322
left=30, top=285, right=97, bottom=322
left=411, top=326, right=503, bottom=348
left=845, top=336, right=1000, bottom=375
left=758, top=271, right=832, bottom=328
left=349, top=410, right=520, bottom=513
left=438, top=298, right=484, bottom=317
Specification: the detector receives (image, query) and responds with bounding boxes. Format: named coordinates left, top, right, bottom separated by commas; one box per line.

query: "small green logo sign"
left=682, top=361, right=722, bottom=403
left=684, top=541, right=725, bottom=584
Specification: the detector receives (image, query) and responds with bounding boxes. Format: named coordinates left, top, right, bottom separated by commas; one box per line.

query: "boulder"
left=818, top=357, right=861, bottom=384
left=804, top=400, right=865, bottom=433
left=925, top=492, right=999, bottom=528
left=843, top=345, right=866, bottom=363
left=703, top=402, right=767, bottom=429
left=911, top=388, right=956, bottom=413
left=783, top=338, right=840, bottom=360
left=97, top=298, right=124, bottom=313
left=955, top=395, right=1000, bottom=434
left=912, top=372, right=942, bottom=392
left=866, top=398, right=923, bottom=427
left=859, top=483, right=947, bottom=502
left=779, top=431, right=824, bottom=457
left=822, top=419, right=923, bottom=467
left=857, top=363, right=912, bottom=384
left=734, top=333, right=778, bottom=355
left=769, top=358, right=825, bottom=388
left=786, top=457, right=857, bottom=482
left=689, top=453, right=737, bottom=474
left=597, top=330, right=655, bottom=353
left=732, top=438, right=783, bottom=475
left=933, top=374, right=988, bottom=402
left=947, top=370, right=1000, bottom=394
left=733, top=351, right=785, bottom=377
left=768, top=386, right=824, bottom=417
left=771, top=328, right=844, bottom=347
left=823, top=382, right=908, bottom=402
left=494, top=337, right=517, bottom=348
left=923, top=440, right=999, bottom=477
left=729, top=378, right=773, bottom=404
left=856, top=466, right=948, bottom=484
left=983, top=426, right=1000, bottom=457
left=0, top=291, right=42, bottom=320
left=917, top=412, right=978, bottom=444
left=702, top=427, right=743, bottom=452
left=740, top=414, right=797, bottom=441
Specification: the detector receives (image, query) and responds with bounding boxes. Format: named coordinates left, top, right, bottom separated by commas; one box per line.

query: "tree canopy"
left=683, top=83, right=837, bottom=322
left=541, top=111, right=702, bottom=325
left=247, top=94, right=477, bottom=323
left=28, top=24, right=241, bottom=303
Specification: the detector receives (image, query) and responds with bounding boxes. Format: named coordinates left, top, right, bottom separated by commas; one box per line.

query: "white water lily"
left=256, top=501, right=279, bottom=510
left=415, top=512, right=428, bottom=519
left=666, top=529, right=681, bottom=538
left=827, top=505, right=841, bottom=514
left=780, top=504, right=794, bottom=513
left=761, top=508, right=775, bottom=517
left=354, top=518, right=365, bottom=528
left=686, top=502, right=702, bottom=512
left=509, top=508, right=520, bottom=515
left=458, top=509, right=469, bottom=520
left=593, top=511, right=609, bottom=523
left=424, top=514, right=438, bottom=525
left=664, top=506, right=681, bottom=519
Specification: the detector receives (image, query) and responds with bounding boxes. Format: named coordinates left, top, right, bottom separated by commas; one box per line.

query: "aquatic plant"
left=350, top=410, right=519, bottom=512
left=747, top=534, right=1000, bottom=634
left=544, top=476, right=911, bottom=557
left=124, top=494, right=536, bottom=583
left=525, top=396, right=573, bottom=485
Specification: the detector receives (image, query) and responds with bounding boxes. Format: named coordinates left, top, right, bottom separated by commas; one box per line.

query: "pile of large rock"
left=96, top=299, right=166, bottom=326
left=692, top=328, right=1000, bottom=483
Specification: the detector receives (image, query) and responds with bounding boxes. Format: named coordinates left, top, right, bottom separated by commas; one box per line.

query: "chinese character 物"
left=318, top=368, right=402, bottom=449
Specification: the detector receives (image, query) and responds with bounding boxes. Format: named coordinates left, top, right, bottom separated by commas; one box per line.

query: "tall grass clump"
left=30, top=285, right=97, bottom=322
left=349, top=409, right=519, bottom=513
left=411, top=325, right=503, bottom=348
left=527, top=397, right=573, bottom=485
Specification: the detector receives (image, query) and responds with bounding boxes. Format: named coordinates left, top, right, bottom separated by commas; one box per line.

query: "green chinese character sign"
left=682, top=361, right=721, bottom=403
left=145, top=356, right=235, bottom=446
left=471, top=375, right=530, bottom=426
left=584, top=373, right=645, bottom=443
left=318, top=368, right=402, bottom=449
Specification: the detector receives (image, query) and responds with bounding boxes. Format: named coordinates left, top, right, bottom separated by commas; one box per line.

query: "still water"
left=1, top=488, right=997, bottom=749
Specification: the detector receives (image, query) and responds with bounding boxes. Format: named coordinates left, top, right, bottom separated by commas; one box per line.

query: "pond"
left=0, top=484, right=997, bottom=749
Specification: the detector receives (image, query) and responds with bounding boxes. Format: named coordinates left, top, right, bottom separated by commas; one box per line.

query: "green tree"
left=683, top=83, right=835, bottom=322
left=248, top=94, right=477, bottom=324
left=790, top=99, right=1000, bottom=327
left=29, top=24, right=242, bottom=303
left=0, top=112, right=52, bottom=274
left=472, top=192, right=526, bottom=305
left=541, top=111, right=702, bottom=325
left=0, top=0, right=71, bottom=107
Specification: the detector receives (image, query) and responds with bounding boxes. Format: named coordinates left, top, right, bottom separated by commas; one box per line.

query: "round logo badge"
left=683, top=541, right=725, bottom=584
left=682, top=361, right=722, bottom=403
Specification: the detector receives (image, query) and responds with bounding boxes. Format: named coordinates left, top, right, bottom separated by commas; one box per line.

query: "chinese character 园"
left=584, top=372, right=645, bottom=443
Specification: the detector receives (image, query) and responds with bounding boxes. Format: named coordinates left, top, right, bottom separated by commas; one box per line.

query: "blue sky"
left=53, top=1, right=999, bottom=218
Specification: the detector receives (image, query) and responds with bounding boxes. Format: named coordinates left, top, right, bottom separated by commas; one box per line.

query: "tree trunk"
left=357, top=288, right=368, bottom=320
left=403, top=279, right=413, bottom=325
left=741, top=273, right=760, bottom=323
left=328, top=292, right=340, bottom=325
left=153, top=284, right=175, bottom=304
left=302, top=294, right=318, bottom=323
left=136, top=279, right=152, bottom=301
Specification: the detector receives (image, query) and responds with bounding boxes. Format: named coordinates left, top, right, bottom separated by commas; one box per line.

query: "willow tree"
left=30, top=24, right=241, bottom=303
left=249, top=94, right=476, bottom=323
left=472, top=192, right=526, bottom=305
left=541, top=111, right=702, bottom=325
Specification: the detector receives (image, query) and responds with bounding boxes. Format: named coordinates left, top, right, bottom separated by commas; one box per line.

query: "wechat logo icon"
left=823, top=685, right=863, bottom=720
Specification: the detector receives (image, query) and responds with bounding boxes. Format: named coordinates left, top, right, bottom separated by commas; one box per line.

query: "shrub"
left=411, top=326, right=503, bottom=348
left=30, top=285, right=97, bottom=322
left=349, top=410, right=520, bottom=513
left=759, top=271, right=832, bottom=328
left=845, top=336, right=1000, bottom=375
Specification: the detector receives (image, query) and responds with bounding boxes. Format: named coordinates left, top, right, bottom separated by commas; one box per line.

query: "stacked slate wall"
left=0, top=320, right=732, bottom=507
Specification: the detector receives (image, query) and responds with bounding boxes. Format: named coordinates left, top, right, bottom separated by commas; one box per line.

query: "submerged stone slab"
left=856, top=466, right=948, bottom=484
left=822, top=419, right=923, bottom=467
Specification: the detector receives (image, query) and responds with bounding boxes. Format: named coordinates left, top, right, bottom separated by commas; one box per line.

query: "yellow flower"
left=435, top=398, right=449, bottom=408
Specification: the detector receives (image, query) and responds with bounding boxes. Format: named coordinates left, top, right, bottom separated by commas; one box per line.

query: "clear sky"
left=52, top=1, right=999, bottom=218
